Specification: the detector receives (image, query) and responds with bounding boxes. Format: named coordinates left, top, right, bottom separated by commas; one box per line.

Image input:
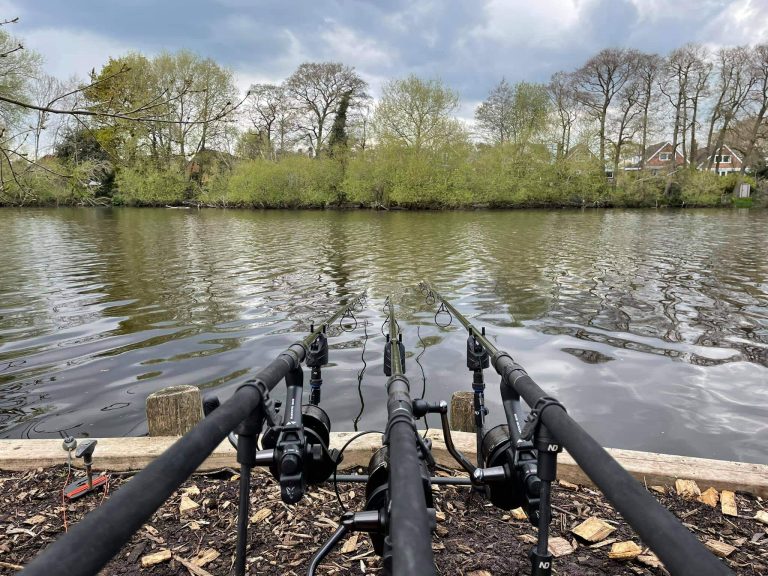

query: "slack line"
left=19, top=286, right=732, bottom=576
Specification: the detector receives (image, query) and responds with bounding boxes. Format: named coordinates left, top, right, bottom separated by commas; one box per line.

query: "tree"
left=705, top=46, right=756, bottom=171
left=475, top=79, right=514, bottom=144
left=82, top=53, right=155, bottom=164
left=285, top=62, right=367, bottom=156
left=548, top=72, right=579, bottom=159
left=373, top=75, right=463, bottom=150
left=236, top=129, right=269, bottom=160
left=476, top=79, right=550, bottom=148
left=606, top=78, right=642, bottom=178
left=244, top=83, right=293, bottom=159
left=328, top=91, right=351, bottom=155
left=739, top=44, right=768, bottom=175
left=635, top=53, right=663, bottom=169
left=574, top=48, right=640, bottom=165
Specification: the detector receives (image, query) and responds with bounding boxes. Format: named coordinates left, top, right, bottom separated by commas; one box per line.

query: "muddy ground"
left=0, top=466, right=765, bottom=575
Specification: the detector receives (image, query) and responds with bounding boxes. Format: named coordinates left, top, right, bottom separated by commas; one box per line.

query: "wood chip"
left=698, top=487, right=719, bottom=507
left=341, top=533, right=359, bottom=554
left=127, top=541, right=147, bottom=564
left=650, top=485, right=666, bottom=495
left=24, top=515, right=46, bottom=526
left=141, top=549, right=172, bottom=567
left=519, top=534, right=538, bottom=545
left=721, top=491, right=738, bottom=517
left=179, top=495, right=200, bottom=515
left=704, top=539, right=736, bottom=558
left=250, top=508, right=272, bottom=524
left=607, top=541, right=642, bottom=560
left=754, top=510, right=768, bottom=525
left=511, top=507, right=528, bottom=520
left=467, top=571, right=492, bottom=576
left=637, top=553, right=663, bottom=569
left=548, top=537, right=574, bottom=557
left=175, top=554, right=214, bottom=576
left=572, top=517, right=616, bottom=543
left=191, top=548, right=220, bottom=567
left=675, top=479, right=701, bottom=500
left=183, top=484, right=200, bottom=497
left=435, top=510, right=446, bottom=522
left=0, top=561, right=23, bottom=571
left=588, top=538, right=617, bottom=549
left=559, top=480, right=579, bottom=491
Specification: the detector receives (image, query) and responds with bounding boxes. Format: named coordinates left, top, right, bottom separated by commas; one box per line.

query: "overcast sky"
left=6, top=0, right=768, bottom=116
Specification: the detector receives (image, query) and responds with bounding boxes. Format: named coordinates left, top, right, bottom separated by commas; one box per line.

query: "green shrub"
left=221, top=156, right=342, bottom=208
left=115, top=166, right=189, bottom=206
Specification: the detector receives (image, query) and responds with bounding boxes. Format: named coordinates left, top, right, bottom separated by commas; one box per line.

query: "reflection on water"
left=0, top=208, right=766, bottom=464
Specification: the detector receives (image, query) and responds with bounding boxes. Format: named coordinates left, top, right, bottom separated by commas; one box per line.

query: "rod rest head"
left=75, top=439, right=97, bottom=460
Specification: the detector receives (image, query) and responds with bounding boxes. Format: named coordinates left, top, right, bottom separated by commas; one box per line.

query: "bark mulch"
left=0, top=466, right=765, bottom=575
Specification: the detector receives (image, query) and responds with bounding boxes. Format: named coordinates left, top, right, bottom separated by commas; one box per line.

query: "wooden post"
left=145, top=385, right=204, bottom=437
left=449, top=391, right=475, bottom=433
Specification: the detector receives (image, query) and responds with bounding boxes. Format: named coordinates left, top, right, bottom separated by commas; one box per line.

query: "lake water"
left=0, top=207, right=766, bottom=464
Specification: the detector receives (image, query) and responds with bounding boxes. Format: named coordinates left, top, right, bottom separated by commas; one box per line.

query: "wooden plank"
left=0, top=432, right=766, bottom=498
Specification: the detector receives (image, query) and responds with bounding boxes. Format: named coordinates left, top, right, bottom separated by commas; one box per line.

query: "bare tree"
left=705, top=46, right=756, bottom=171
left=607, top=78, right=643, bottom=178
left=475, top=78, right=515, bottom=144
left=476, top=79, right=550, bottom=149
left=548, top=72, right=579, bottom=160
left=635, top=53, right=663, bottom=169
left=739, top=44, right=768, bottom=175
left=574, top=48, right=640, bottom=166
left=244, top=83, right=295, bottom=159
left=285, top=62, right=367, bottom=157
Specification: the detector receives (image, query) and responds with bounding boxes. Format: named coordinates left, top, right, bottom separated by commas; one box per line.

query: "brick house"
left=624, top=142, right=686, bottom=174
left=696, top=145, right=744, bottom=175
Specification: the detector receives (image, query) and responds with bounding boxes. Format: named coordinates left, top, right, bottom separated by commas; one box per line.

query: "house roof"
left=643, top=142, right=669, bottom=160
left=695, top=144, right=743, bottom=167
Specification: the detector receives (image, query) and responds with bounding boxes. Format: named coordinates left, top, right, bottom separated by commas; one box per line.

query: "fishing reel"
left=364, top=445, right=434, bottom=557
left=259, top=403, right=341, bottom=503
left=479, top=425, right=541, bottom=522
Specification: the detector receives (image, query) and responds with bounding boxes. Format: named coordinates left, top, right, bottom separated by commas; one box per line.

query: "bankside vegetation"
left=0, top=17, right=765, bottom=209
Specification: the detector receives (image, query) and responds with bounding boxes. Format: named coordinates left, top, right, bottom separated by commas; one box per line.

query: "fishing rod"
left=420, top=281, right=731, bottom=576
left=20, top=291, right=367, bottom=576
left=308, top=295, right=437, bottom=576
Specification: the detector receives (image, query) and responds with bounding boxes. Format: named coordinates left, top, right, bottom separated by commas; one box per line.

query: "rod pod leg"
left=529, top=422, right=560, bottom=576
left=234, top=407, right=264, bottom=576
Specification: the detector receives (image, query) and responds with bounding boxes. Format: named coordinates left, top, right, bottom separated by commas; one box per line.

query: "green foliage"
left=475, top=80, right=551, bottom=146
left=202, top=156, right=343, bottom=208
left=114, top=166, right=189, bottom=206
left=373, top=76, right=464, bottom=151
left=328, top=91, right=351, bottom=155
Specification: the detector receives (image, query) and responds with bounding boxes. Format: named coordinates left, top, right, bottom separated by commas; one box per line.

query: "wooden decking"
left=0, top=431, right=765, bottom=497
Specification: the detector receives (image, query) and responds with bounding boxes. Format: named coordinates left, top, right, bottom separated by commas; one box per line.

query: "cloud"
left=23, top=27, right=133, bottom=80
left=703, top=0, right=768, bottom=45
left=320, top=21, right=395, bottom=70
left=470, top=0, right=590, bottom=49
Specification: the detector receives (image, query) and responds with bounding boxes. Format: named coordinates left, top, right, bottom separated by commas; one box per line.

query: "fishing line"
left=352, top=320, right=369, bottom=431
left=332, top=430, right=383, bottom=513
left=416, top=325, right=429, bottom=437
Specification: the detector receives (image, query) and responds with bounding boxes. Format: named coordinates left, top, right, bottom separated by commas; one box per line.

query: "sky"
left=5, top=0, right=768, bottom=118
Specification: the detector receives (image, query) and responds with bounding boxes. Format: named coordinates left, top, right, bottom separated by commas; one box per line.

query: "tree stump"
left=146, top=385, right=204, bottom=437
left=450, top=391, right=475, bottom=433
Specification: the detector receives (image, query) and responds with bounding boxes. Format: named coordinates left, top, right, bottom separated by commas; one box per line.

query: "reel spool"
left=365, top=447, right=390, bottom=555
left=481, top=425, right=541, bottom=513
left=364, top=445, right=435, bottom=555
left=261, top=404, right=337, bottom=484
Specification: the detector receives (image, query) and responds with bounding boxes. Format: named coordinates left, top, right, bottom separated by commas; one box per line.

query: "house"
left=695, top=145, right=745, bottom=175
left=624, top=142, right=686, bottom=174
